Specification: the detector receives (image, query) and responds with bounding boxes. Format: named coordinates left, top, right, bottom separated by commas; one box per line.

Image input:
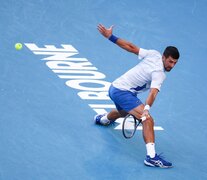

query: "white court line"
left=114, top=118, right=164, bottom=130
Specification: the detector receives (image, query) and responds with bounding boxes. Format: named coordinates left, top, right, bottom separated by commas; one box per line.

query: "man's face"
left=162, top=55, right=178, bottom=72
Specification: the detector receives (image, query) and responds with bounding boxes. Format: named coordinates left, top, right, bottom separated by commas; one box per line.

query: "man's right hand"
left=142, top=109, right=150, bottom=119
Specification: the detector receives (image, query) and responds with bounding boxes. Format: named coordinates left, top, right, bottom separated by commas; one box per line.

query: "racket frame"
left=122, top=114, right=142, bottom=139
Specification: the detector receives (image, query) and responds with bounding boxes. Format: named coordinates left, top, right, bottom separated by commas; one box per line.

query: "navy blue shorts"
left=109, top=85, right=143, bottom=112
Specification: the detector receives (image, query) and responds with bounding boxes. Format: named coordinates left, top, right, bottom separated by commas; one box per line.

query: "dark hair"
left=163, top=46, right=180, bottom=59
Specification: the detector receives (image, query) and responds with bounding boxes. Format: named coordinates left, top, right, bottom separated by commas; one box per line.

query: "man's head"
left=162, top=46, right=180, bottom=72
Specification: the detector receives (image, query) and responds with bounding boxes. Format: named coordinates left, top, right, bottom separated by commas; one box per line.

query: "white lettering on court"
left=25, top=43, right=164, bottom=131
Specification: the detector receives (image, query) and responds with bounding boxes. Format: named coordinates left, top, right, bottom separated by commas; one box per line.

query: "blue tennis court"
left=1, top=0, right=207, bottom=179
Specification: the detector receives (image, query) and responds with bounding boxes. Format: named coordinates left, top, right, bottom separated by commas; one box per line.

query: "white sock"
left=146, top=143, right=156, bottom=158
left=100, top=114, right=110, bottom=125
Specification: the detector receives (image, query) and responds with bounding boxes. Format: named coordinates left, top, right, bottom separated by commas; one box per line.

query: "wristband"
left=108, top=34, right=118, bottom=43
left=144, top=105, right=150, bottom=111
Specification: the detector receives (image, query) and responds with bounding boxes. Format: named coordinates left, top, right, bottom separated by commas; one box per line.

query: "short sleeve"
left=138, top=48, right=149, bottom=59
left=150, top=71, right=166, bottom=91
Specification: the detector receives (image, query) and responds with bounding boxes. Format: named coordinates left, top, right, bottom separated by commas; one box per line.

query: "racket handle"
left=141, top=116, right=147, bottom=121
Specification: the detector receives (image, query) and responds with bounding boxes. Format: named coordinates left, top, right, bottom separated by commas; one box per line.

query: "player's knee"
left=118, top=110, right=128, bottom=117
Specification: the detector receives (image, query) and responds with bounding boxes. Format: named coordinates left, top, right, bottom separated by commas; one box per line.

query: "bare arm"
left=116, top=39, right=139, bottom=55
left=97, top=24, right=140, bottom=55
left=146, top=88, right=159, bottom=107
left=142, top=88, right=159, bottom=117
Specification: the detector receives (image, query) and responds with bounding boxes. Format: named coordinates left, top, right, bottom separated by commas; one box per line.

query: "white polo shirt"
left=112, top=48, right=166, bottom=94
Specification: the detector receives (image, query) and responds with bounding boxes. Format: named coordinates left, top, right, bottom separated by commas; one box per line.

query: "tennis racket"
left=122, top=114, right=146, bottom=139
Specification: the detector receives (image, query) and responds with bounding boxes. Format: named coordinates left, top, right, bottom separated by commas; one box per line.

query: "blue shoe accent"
left=94, top=114, right=110, bottom=126
left=144, top=153, right=172, bottom=168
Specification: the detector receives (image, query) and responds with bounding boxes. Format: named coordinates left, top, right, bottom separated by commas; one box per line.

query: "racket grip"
left=141, top=116, right=147, bottom=121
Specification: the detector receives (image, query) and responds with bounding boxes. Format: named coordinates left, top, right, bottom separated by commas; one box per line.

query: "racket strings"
left=123, top=116, right=136, bottom=138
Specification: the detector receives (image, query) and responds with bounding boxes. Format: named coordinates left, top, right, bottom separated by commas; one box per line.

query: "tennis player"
left=94, top=24, right=180, bottom=168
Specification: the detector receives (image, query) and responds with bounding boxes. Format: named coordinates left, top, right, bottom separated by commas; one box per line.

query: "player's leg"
left=94, top=109, right=128, bottom=125
left=128, top=105, right=155, bottom=143
left=129, top=105, right=172, bottom=168
left=128, top=105, right=155, bottom=156
left=108, top=109, right=128, bottom=120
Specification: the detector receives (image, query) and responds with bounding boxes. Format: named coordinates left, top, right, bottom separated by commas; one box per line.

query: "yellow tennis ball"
left=15, top=43, right=23, bottom=50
